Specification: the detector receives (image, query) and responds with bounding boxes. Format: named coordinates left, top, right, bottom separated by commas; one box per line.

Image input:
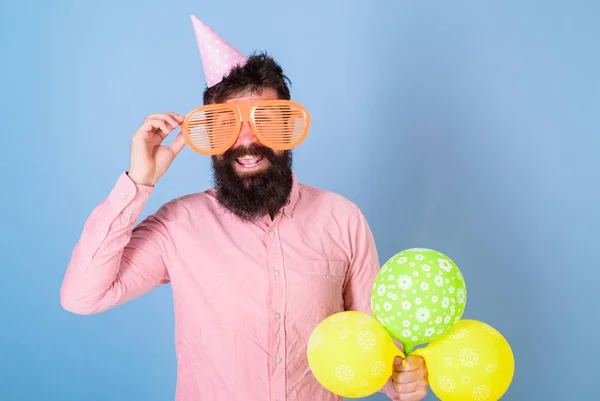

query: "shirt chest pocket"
left=285, top=260, right=348, bottom=325
left=305, top=259, right=347, bottom=277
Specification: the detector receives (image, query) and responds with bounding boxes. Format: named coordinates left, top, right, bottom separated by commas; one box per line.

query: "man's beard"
left=211, top=144, right=293, bottom=222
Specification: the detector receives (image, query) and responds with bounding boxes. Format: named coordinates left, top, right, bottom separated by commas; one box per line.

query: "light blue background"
left=1, top=1, right=598, bottom=400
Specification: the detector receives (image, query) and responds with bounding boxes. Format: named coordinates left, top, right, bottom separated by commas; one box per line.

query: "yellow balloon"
left=413, top=319, right=514, bottom=401
left=307, top=311, right=405, bottom=398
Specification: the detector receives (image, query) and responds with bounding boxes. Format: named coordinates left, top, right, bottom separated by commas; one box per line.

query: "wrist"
left=126, top=171, right=155, bottom=187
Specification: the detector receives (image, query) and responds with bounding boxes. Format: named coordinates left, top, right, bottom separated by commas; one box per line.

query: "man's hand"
left=392, top=355, right=428, bottom=401
left=128, top=112, right=186, bottom=187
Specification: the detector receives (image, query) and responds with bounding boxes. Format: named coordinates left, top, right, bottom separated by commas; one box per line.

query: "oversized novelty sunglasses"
left=181, top=100, right=311, bottom=156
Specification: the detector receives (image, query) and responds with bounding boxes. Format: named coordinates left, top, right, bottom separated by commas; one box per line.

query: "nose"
left=234, top=121, right=258, bottom=148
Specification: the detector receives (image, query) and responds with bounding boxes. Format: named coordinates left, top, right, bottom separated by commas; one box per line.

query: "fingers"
left=395, top=355, right=425, bottom=373
left=393, top=368, right=424, bottom=384
left=392, top=387, right=428, bottom=401
left=144, top=118, right=172, bottom=139
left=149, top=112, right=184, bottom=131
left=393, top=377, right=428, bottom=392
left=392, top=376, right=428, bottom=401
left=147, top=112, right=184, bottom=124
left=392, top=355, right=428, bottom=401
left=137, top=113, right=184, bottom=141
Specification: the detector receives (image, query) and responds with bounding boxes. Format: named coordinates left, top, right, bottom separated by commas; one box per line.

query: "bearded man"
left=60, top=15, right=428, bottom=401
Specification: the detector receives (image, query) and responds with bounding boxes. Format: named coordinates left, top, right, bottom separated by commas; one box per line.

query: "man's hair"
left=203, top=51, right=292, bottom=104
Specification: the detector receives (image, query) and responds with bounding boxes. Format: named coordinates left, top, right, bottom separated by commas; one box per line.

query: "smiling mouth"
left=236, top=155, right=264, bottom=168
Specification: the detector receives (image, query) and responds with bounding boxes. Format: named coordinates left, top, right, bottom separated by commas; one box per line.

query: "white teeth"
left=235, top=155, right=263, bottom=168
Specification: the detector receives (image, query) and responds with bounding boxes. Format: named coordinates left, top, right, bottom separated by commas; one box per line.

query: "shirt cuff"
left=107, top=172, right=154, bottom=215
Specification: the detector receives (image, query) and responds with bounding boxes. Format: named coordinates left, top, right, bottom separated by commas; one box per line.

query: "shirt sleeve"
left=60, top=172, right=176, bottom=315
left=343, top=205, right=401, bottom=401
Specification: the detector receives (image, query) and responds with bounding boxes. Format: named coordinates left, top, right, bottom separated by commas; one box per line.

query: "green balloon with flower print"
left=371, top=248, right=467, bottom=354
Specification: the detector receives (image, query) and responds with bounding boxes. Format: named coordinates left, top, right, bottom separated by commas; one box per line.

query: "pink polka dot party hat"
left=190, top=15, right=248, bottom=88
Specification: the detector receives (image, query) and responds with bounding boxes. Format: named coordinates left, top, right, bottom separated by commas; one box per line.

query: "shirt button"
left=275, top=355, right=282, bottom=364
left=120, top=193, right=127, bottom=200
left=269, top=230, right=275, bottom=237
left=275, top=312, right=280, bottom=320
left=284, top=209, right=291, bottom=217
left=274, top=270, right=280, bottom=277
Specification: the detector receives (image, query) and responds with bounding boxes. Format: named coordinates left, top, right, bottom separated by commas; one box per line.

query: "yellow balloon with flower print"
left=413, top=319, right=515, bottom=401
left=307, top=311, right=405, bottom=398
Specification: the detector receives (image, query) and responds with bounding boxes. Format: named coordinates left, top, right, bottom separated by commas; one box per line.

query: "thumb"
left=393, top=356, right=403, bottom=368
left=169, top=132, right=187, bottom=155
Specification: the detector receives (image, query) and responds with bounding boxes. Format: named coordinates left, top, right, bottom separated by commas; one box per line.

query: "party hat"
left=191, top=14, right=248, bottom=88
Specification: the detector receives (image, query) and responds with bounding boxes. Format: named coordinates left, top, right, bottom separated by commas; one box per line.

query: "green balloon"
left=371, top=248, right=467, bottom=354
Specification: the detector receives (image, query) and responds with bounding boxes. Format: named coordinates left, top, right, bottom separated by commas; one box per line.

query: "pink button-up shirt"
left=60, top=172, right=400, bottom=401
